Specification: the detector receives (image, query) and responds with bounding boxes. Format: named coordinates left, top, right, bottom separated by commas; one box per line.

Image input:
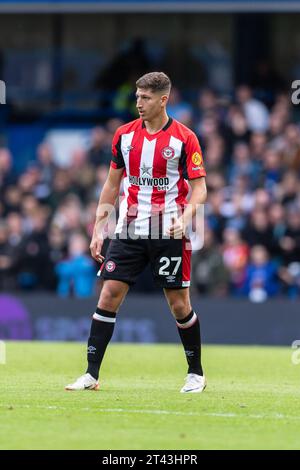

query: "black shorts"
left=99, top=236, right=191, bottom=289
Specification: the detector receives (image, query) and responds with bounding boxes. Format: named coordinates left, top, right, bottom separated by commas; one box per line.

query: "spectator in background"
left=262, top=147, right=282, bottom=191
left=242, top=208, right=273, bottom=249
left=243, top=245, right=279, bottom=302
left=228, top=141, right=257, bottom=188
left=0, top=147, right=16, bottom=190
left=55, top=232, right=96, bottom=297
left=52, top=194, right=84, bottom=234
left=224, top=106, right=250, bottom=155
left=279, top=170, right=299, bottom=207
left=47, top=169, right=73, bottom=210
left=196, top=89, right=220, bottom=122
left=271, top=94, right=291, bottom=131
left=197, top=114, right=220, bottom=146
left=222, top=227, right=249, bottom=294
left=249, top=132, right=267, bottom=163
left=87, top=126, right=111, bottom=167
left=236, top=85, right=269, bottom=132
left=252, top=189, right=271, bottom=211
left=167, top=87, right=193, bottom=127
left=5, top=212, right=24, bottom=285
left=279, top=207, right=300, bottom=265
left=68, top=148, right=95, bottom=203
left=205, top=171, right=226, bottom=193
left=205, top=190, right=226, bottom=243
left=20, top=194, right=42, bottom=233
left=0, top=220, right=15, bottom=290
left=35, top=141, right=57, bottom=200
left=44, top=224, right=68, bottom=291
left=2, top=185, right=22, bottom=215
left=204, top=135, right=226, bottom=175
left=6, top=212, right=23, bottom=250
left=105, top=118, right=125, bottom=147
left=16, top=207, right=50, bottom=290
left=279, top=261, right=300, bottom=299
left=268, top=111, right=287, bottom=145
left=90, top=164, right=109, bottom=200
left=111, top=72, right=138, bottom=119
left=192, top=225, right=229, bottom=296
left=223, top=193, right=248, bottom=232
left=281, top=123, right=300, bottom=172
left=268, top=203, right=287, bottom=259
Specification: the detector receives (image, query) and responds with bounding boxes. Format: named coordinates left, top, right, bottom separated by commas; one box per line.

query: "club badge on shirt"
left=161, top=146, right=175, bottom=160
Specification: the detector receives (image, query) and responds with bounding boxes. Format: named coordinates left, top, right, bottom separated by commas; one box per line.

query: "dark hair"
left=136, top=72, right=171, bottom=94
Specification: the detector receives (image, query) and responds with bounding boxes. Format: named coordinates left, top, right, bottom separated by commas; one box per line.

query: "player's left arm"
left=184, top=175, right=207, bottom=218
left=167, top=131, right=207, bottom=238
left=167, top=177, right=207, bottom=238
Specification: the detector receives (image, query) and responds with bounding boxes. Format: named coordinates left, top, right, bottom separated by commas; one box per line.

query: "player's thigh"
left=98, top=279, right=129, bottom=313
left=163, top=286, right=192, bottom=319
left=100, top=237, right=148, bottom=286
left=150, top=237, right=191, bottom=289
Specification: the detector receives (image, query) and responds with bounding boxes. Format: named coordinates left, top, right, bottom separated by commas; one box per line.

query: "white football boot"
left=65, top=373, right=99, bottom=391
left=180, top=373, right=206, bottom=393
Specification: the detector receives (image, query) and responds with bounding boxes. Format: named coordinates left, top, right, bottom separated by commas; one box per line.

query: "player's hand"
left=90, top=235, right=105, bottom=263
left=166, top=217, right=185, bottom=238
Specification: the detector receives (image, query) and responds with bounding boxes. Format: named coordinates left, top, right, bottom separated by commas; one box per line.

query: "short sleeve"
left=111, top=130, right=125, bottom=169
left=183, top=132, right=206, bottom=180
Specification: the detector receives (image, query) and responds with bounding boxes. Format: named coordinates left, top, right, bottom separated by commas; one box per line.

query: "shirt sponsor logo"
left=129, top=175, right=169, bottom=191
left=191, top=152, right=203, bottom=166
left=161, top=146, right=175, bottom=160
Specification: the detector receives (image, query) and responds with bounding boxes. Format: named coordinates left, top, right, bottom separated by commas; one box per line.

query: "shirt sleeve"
left=111, top=130, right=125, bottom=169
left=183, top=132, right=206, bottom=180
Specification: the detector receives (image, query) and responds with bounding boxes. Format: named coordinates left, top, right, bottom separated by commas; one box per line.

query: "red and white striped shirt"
left=111, top=117, right=206, bottom=236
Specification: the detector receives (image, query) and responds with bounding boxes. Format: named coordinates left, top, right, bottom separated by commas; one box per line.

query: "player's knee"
left=98, top=286, right=122, bottom=311
left=169, top=300, right=190, bottom=319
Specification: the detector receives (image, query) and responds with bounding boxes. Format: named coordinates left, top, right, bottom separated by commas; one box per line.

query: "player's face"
left=136, top=88, right=167, bottom=121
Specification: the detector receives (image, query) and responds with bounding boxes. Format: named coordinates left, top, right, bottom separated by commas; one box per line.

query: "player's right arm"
left=90, top=128, right=125, bottom=263
left=90, top=165, right=124, bottom=263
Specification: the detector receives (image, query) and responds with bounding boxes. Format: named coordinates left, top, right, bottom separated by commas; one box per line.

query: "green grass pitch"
left=0, top=341, right=300, bottom=450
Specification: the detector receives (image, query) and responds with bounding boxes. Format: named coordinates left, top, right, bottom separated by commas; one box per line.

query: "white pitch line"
left=1, top=404, right=300, bottom=421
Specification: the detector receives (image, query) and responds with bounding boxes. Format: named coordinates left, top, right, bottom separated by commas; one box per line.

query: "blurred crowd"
left=1, top=84, right=300, bottom=301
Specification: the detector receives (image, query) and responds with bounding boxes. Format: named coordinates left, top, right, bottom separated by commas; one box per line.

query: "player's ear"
left=160, top=94, right=168, bottom=107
